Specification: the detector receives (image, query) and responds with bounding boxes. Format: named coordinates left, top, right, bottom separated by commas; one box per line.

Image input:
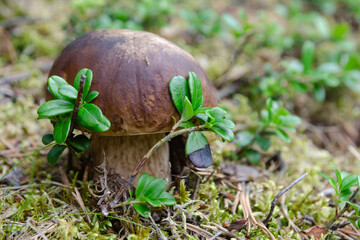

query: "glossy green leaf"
left=339, top=188, right=353, bottom=200
left=302, top=40, right=315, bottom=73
left=48, top=76, right=68, bottom=100
left=85, top=91, right=99, bottom=103
left=158, top=192, right=176, bottom=206
left=207, top=107, right=226, bottom=120
left=136, top=173, right=154, bottom=198
left=186, top=132, right=209, bottom=155
left=54, top=117, right=71, bottom=144
left=213, top=119, right=235, bottom=129
left=74, top=68, right=93, bottom=100
left=77, top=103, right=110, bottom=132
left=212, top=124, right=234, bottom=142
left=235, top=131, right=254, bottom=147
left=245, top=149, right=261, bottom=164
left=133, top=203, right=150, bottom=218
left=340, top=174, right=358, bottom=191
left=37, top=100, right=74, bottom=118
left=144, top=178, right=166, bottom=200
left=188, top=71, right=204, bottom=110
left=68, top=135, right=90, bottom=152
left=181, top=97, right=193, bottom=121
left=42, top=134, right=54, bottom=145
left=169, top=75, right=190, bottom=114
left=47, top=144, right=67, bottom=164
left=59, top=85, right=78, bottom=100
left=146, top=198, right=162, bottom=207
left=256, top=135, right=271, bottom=151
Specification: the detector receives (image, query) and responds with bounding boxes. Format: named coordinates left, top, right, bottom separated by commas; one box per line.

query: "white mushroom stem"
left=89, top=133, right=170, bottom=184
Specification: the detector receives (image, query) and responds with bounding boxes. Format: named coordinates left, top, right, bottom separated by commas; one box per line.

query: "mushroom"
left=47, top=29, right=217, bottom=183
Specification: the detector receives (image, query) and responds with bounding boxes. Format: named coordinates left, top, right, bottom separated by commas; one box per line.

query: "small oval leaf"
left=37, top=100, right=74, bottom=118
left=54, top=117, right=71, bottom=144
left=77, top=103, right=110, bottom=132
left=188, top=72, right=204, bottom=110
left=42, top=134, right=54, bottom=145
left=85, top=91, right=99, bottom=103
left=169, top=75, right=190, bottom=114
left=59, top=85, right=78, bottom=100
left=47, top=144, right=67, bottom=164
left=68, top=135, right=90, bottom=152
left=48, top=76, right=68, bottom=100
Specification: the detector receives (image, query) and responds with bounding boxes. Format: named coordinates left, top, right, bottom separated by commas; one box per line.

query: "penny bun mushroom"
left=48, top=29, right=217, bottom=183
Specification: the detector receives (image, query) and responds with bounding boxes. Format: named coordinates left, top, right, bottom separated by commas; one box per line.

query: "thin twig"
left=326, top=187, right=359, bottom=230
left=69, top=74, right=86, bottom=134
left=263, top=173, right=308, bottom=225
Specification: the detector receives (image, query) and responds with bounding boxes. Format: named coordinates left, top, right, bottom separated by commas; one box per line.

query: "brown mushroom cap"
left=48, top=29, right=217, bottom=136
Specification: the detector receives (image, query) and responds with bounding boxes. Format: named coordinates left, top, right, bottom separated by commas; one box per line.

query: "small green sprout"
left=235, top=99, right=301, bottom=164
left=320, top=163, right=360, bottom=229
left=129, top=173, right=176, bottom=218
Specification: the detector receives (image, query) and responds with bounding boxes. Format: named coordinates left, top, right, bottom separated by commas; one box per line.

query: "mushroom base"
left=89, top=133, right=170, bottom=184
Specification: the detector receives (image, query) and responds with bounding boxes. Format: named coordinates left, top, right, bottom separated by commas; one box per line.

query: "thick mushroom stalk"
left=47, top=29, right=217, bottom=184
left=90, top=134, right=170, bottom=182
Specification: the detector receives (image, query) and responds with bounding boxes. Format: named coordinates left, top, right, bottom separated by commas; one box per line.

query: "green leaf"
left=186, top=132, right=209, bottom=155
left=179, top=121, right=195, bottom=128
left=340, top=174, right=358, bottom=191
left=68, top=135, right=90, bottom=152
left=275, top=127, right=291, bottom=143
left=53, top=117, right=71, bottom=144
left=329, top=177, right=338, bottom=194
left=207, top=107, right=226, bottom=120
left=74, top=68, right=93, bottom=100
left=213, top=119, right=235, bottom=129
left=331, top=162, right=342, bottom=185
left=144, top=178, right=166, bottom=200
left=245, top=149, right=261, bottom=164
left=313, top=84, right=326, bottom=102
left=181, top=97, right=193, bottom=121
left=212, top=125, right=234, bottom=142
left=77, top=103, right=110, bottom=132
left=85, top=91, right=99, bottom=103
left=146, top=198, right=162, bottom=207
left=48, top=76, right=68, bottom=100
left=133, top=203, right=151, bottom=218
left=188, top=72, right=204, bottom=110
left=278, top=115, right=302, bottom=126
left=193, top=107, right=213, bottom=115
left=235, top=131, right=255, bottom=147
left=136, top=173, right=154, bottom=198
left=169, top=75, right=190, bottom=114
left=47, top=144, right=67, bottom=164
left=339, top=188, right=353, bottom=200
left=37, top=100, right=74, bottom=118
left=256, top=135, right=271, bottom=151
left=158, top=191, right=176, bottom=206
left=290, top=80, right=308, bottom=93
left=59, top=85, right=78, bottom=100
left=302, top=40, right=315, bottom=73
left=42, top=134, right=54, bottom=145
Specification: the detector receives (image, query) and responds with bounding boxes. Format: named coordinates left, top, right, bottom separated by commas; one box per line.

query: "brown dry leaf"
left=226, top=219, right=248, bottom=231
left=302, top=226, right=328, bottom=239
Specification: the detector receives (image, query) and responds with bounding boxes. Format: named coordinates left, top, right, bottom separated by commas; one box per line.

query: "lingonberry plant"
left=37, top=68, right=110, bottom=164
